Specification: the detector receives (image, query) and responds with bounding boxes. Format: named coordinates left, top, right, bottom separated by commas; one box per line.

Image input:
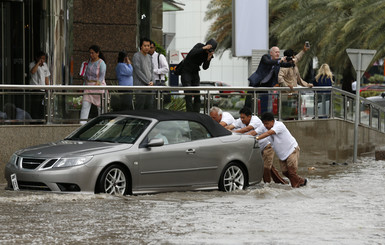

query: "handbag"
left=248, top=71, right=259, bottom=87
left=79, top=60, right=89, bottom=77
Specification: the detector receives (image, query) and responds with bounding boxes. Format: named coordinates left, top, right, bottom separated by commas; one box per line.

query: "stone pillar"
left=72, top=0, right=138, bottom=85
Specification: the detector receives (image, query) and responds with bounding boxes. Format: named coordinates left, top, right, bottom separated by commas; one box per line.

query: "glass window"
left=189, top=121, right=211, bottom=141
left=66, top=116, right=150, bottom=144
left=147, top=120, right=211, bottom=145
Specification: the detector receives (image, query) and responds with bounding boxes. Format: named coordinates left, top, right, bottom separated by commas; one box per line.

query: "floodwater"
left=1, top=157, right=384, bottom=244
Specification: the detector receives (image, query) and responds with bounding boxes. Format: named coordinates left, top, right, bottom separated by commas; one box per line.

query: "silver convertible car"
left=4, top=110, right=263, bottom=195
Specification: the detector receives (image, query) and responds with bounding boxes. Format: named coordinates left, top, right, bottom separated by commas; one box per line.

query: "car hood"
left=15, top=140, right=133, bottom=158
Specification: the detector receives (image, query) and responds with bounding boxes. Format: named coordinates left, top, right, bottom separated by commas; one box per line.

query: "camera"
left=305, top=41, right=310, bottom=48
left=286, top=56, right=293, bottom=62
left=208, top=48, right=214, bottom=53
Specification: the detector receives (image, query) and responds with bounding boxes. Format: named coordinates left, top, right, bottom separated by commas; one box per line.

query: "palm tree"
left=204, top=0, right=232, bottom=57
left=205, top=0, right=385, bottom=85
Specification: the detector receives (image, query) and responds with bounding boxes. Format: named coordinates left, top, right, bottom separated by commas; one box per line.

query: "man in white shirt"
left=227, top=107, right=262, bottom=133
left=149, top=40, right=169, bottom=86
left=256, top=112, right=307, bottom=188
left=29, top=51, right=50, bottom=85
left=29, top=51, right=50, bottom=120
left=249, top=125, right=288, bottom=184
left=209, top=106, right=234, bottom=127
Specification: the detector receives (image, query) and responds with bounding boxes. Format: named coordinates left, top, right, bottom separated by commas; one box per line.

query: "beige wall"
left=1, top=119, right=384, bottom=184
left=284, top=119, right=384, bottom=164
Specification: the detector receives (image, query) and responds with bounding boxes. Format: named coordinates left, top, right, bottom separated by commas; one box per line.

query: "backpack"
left=174, top=59, right=185, bottom=75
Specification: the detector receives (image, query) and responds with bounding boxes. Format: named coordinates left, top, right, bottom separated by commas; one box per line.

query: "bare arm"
left=30, top=60, right=41, bottom=74
left=234, top=125, right=254, bottom=134
left=256, top=129, right=276, bottom=140
left=226, top=124, right=235, bottom=130
left=219, top=121, right=228, bottom=127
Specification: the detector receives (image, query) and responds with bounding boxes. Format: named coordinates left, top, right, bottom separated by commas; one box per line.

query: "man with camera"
left=278, top=43, right=313, bottom=90
left=181, top=39, right=217, bottom=112
left=245, top=46, right=292, bottom=113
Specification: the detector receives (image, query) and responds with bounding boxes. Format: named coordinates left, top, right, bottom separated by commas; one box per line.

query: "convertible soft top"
left=106, top=110, right=233, bottom=138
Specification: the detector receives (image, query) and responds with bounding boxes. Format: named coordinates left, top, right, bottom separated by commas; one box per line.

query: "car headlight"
left=54, top=156, right=93, bottom=168
left=8, top=154, right=18, bottom=166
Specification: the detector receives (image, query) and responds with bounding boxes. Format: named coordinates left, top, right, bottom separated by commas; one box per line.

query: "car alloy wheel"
left=219, top=163, right=245, bottom=192
left=99, top=164, right=129, bottom=195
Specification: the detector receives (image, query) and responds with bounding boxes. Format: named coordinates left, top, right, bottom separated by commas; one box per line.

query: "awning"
left=163, top=0, right=185, bottom=12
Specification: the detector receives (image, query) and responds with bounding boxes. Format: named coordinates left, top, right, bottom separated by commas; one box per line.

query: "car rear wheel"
left=98, top=164, right=130, bottom=195
left=219, top=163, right=246, bottom=192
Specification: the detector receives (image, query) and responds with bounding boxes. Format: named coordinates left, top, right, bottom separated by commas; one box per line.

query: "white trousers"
left=80, top=100, right=101, bottom=124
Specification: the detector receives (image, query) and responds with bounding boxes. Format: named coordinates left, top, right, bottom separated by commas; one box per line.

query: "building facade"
left=1, top=0, right=169, bottom=121
left=0, top=0, right=169, bottom=86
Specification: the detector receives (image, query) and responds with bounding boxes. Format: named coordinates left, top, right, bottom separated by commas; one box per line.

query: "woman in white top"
left=256, top=112, right=307, bottom=188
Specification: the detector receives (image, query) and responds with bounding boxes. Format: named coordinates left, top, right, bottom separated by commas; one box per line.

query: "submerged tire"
left=219, top=163, right=246, bottom=192
left=98, top=164, right=130, bottom=195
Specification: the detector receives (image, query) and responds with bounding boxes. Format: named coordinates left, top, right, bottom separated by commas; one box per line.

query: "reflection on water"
left=1, top=157, right=384, bottom=244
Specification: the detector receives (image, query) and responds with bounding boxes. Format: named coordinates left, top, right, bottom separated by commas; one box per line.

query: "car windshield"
left=66, top=116, right=151, bottom=143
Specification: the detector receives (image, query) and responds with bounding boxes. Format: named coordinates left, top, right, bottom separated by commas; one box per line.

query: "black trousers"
left=181, top=72, right=200, bottom=112
left=135, top=91, right=154, bottom=110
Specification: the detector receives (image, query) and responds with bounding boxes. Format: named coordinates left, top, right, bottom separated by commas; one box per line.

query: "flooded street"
left=1, top=157, right=384, bottom=244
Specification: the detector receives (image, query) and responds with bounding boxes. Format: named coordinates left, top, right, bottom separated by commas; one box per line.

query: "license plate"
left=10, top=174, right=19, bottom=191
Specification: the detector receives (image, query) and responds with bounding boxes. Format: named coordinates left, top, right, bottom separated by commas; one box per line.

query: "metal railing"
left=0, top=84, right=384, bottom=132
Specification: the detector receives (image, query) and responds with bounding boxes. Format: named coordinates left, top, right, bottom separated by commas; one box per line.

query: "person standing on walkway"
left=209, top=106, right=234, bottom=128
left=149, top=40, right=171, bottom=105
left=80, top=45, right=107, bottom=124
left=245, top=46, right=291, bottom=113
left=314, top=63, right=334, bottom=116
left=29, top=51, right=50, bottom=120
left=30, top=51, right=50, bottom=86
left=278, top=45, right=313, bottom=90
left=149, top=40, right=169, bottom=86
left=132, top=37, right=154, bottom=110
left=256, top=112, right=307, bottom=188
left=181, top=39, right=217, bottom=112
left=115, top=51, right=134, bottom=110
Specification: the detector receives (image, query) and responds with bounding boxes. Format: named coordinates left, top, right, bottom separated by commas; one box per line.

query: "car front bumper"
left=4, top=162, right=101, bottom=193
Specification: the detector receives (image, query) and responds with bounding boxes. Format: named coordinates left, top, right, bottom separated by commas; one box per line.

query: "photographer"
left=181, top=39, right=217, bottom=112
left=278, top=43, right=313, bottom=90
left=245, top=46, right=292, bottom=113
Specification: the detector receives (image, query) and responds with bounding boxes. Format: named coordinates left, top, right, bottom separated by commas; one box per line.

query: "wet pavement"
left=1, top=157, right=384, bottom=244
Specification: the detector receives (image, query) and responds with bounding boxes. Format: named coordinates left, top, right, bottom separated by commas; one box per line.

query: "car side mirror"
left=147, top=138, right=164, bottom=147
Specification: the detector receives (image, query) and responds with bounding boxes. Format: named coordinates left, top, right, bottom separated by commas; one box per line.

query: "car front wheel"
left=98, top=164, right=130, bottom=195
left=219, top=163, right=246, bottom=192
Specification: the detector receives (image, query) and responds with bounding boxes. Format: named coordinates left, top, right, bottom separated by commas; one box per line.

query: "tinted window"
left=67, top=116, right=150, bottom=143
left=189, top=121, right=211, bottom=140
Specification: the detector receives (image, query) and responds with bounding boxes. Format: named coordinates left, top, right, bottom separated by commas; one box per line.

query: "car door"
left=137, top=120, right=201, bottom=189
left=185, top=120, right=226, bottom=185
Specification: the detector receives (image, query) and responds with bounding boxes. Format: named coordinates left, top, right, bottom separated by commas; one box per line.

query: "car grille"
left=20, top=158, right=58, bottom=170
left=17, top=181, right=51, bottom=191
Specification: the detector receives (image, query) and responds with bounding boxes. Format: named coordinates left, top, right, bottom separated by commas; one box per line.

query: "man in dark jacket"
left=245, top=46, right=291, bottom=113
left=181, top=39, right=217, bottom=112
